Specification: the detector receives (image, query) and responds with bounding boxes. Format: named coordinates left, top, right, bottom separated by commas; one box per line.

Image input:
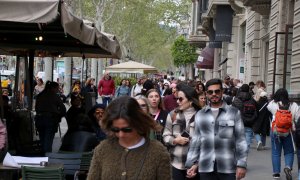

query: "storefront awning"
left=196, top=47, right=214, bottom=69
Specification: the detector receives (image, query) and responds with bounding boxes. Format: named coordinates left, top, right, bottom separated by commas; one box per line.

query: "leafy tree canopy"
left=66, top=0, right=191, bottom=70
left=171, top=36, right=197, bottom=67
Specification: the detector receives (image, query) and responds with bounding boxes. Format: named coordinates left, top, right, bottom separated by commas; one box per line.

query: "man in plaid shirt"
left=185, top=78, right=248, bottom=180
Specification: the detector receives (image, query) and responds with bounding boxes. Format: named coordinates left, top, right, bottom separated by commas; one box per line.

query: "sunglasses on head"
left=176, top=97, right=184, bottom=102
left=206, top=89, right=222, bottom=95
left=111, top=127, right=133, bottom=133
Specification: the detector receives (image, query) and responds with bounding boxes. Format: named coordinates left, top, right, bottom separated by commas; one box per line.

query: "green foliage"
left=69, top=0, right=190, bottom=70
left=171, top=36, right=197, bottom=67
left=112, top=76, right=137, bottom=87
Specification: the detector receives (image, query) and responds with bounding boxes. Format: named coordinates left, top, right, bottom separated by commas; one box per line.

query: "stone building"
left=190, top=0, right=300, bottom=97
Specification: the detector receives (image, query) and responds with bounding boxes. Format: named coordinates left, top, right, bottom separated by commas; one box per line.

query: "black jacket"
left=232, top=91, right=258, bottom=127
left=252, top=97, right=271, bottom=135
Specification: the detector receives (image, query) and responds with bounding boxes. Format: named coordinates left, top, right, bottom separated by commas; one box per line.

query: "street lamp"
left=125, top=54, right=130, bottom=61
left=125, top=49, right=132, bottom=61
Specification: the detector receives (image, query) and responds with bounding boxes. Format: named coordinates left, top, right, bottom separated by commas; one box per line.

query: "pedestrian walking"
left=35, top=81, right=66, bottom=154
left=294, top=116, right=300, bottom=180
left=163, top=83, right=178, bottom=112
left=254, top=80, right=266, bottom=102
left=33, top=78, right=44, bottom=98
left=186, top=78, right=248, bottom=180
left=146, top=89, right=169, bottom=143
left=232, top=84, right=258, bottom=152
left=65, top=94, right=85, bottom=133
left=88, top=104, right=107, bottom=142
left=267, top=88, right=300, bottom=179
left=87, top=96, right=171, bottom=180
left=198, top=91, right=207, bottom=108
left=97, top=72, right=115, bottom=106
left=252, top=91, right=271, bottom=150
left=0, top=119, right=6, bottom=162
left=163, top=83, right=200, bottom=180
left=115, top=79, right=130, bottom=97
left=130, top=77, right=144, bottom=97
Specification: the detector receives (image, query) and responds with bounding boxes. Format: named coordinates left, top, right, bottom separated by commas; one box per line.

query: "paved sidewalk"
left=245, top=138, right=298, bottom=180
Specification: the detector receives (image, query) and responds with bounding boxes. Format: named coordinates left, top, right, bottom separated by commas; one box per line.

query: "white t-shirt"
left=128, top=137, right=145, bottom=149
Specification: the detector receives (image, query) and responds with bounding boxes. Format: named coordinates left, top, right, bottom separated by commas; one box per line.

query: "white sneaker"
left=257, top=141, right=263, bottom=151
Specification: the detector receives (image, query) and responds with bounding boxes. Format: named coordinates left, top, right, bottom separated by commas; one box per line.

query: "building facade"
left=190, top=0, right=300, bottom=97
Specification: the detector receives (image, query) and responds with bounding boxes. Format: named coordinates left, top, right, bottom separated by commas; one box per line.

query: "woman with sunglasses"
left=135, top=95, right=150, bottom=114
left=87, top=96, right=171, bottom=180
left=88, top=104, right=107, bottom=142
left=146, top=89, right=170, bottom=143
left=163, top=83, right=200, bottom=180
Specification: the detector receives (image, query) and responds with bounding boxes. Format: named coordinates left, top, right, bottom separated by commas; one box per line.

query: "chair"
left=46, top=152, right=81, bottom=180
left=74, top=151, right=94, bottom=180
left=21, top=166, right=64, bottom=180
left=59, top=131, right=98, bottom=152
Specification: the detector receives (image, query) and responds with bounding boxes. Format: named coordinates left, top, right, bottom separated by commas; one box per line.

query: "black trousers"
left=199, top=172, right=236, bottom=180
left=198, top=162, right=236, bottom=180
left=172, top=166, right=199, bottom=180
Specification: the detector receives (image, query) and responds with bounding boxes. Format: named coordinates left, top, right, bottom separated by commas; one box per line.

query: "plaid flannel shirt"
left=185, top=102, right=248, bottom=173
left=163, top=108, right=196, bottom=170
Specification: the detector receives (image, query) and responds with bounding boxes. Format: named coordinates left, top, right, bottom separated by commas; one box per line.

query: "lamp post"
left=125, top=49, right=132, bottom=61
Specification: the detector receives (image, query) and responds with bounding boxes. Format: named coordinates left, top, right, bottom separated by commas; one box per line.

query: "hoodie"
left=97, top=76, right=115, bottom=96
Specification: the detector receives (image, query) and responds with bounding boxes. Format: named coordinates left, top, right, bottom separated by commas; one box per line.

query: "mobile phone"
left=181, top=131, right=190, bottom=138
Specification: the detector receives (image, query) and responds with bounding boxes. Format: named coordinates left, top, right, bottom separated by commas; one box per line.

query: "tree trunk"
left=91, top=58, right=98, bottom=79
left=64, top=57, right=72, bottom=96
left=44, top=57, right=53, bottom=82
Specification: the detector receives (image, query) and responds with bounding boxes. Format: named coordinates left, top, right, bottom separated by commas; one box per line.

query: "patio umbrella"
left=0, top=0, right=121, bottom=58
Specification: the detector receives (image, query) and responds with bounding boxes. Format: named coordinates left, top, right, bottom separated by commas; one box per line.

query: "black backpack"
left=241, top=99, right=258, bottom=127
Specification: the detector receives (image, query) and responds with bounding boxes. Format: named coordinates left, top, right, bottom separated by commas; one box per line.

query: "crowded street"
left=2, top=0, right=300, bottom=180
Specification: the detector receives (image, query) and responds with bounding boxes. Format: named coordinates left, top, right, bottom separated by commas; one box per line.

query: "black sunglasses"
left=176, top=97, right=184, bottom=102
left=207, top=89, right=222, bottom=95
left=139, top=104, right=147, bottom=108
left=111, top=127, right=133, bottom=133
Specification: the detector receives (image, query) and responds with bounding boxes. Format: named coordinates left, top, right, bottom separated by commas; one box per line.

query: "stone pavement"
left=245, top=138, right=298, bottom=180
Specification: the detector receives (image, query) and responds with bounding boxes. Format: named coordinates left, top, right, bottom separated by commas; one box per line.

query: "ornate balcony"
left=188, top=28, right=209, bottom=48
left=241, top=0, right=271, bottom=16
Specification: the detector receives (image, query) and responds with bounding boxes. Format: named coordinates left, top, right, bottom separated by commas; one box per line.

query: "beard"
left=209, top=95, right=222, bottom=105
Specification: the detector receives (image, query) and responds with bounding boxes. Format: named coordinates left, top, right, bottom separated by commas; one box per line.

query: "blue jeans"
left=297, top=148, right=300, bottom=180
left=102, top=96, right=112, bottom=106
left=245, top=127, right=254, bottom=151
left=271, top=132, right=294, bottom=173
left=255, top=133, right=267, bottom=146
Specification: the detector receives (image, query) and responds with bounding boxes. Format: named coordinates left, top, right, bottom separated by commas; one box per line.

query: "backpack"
left=241, top=99, right=258, bottom=126
left=271, top=104, right=292, bottom=137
